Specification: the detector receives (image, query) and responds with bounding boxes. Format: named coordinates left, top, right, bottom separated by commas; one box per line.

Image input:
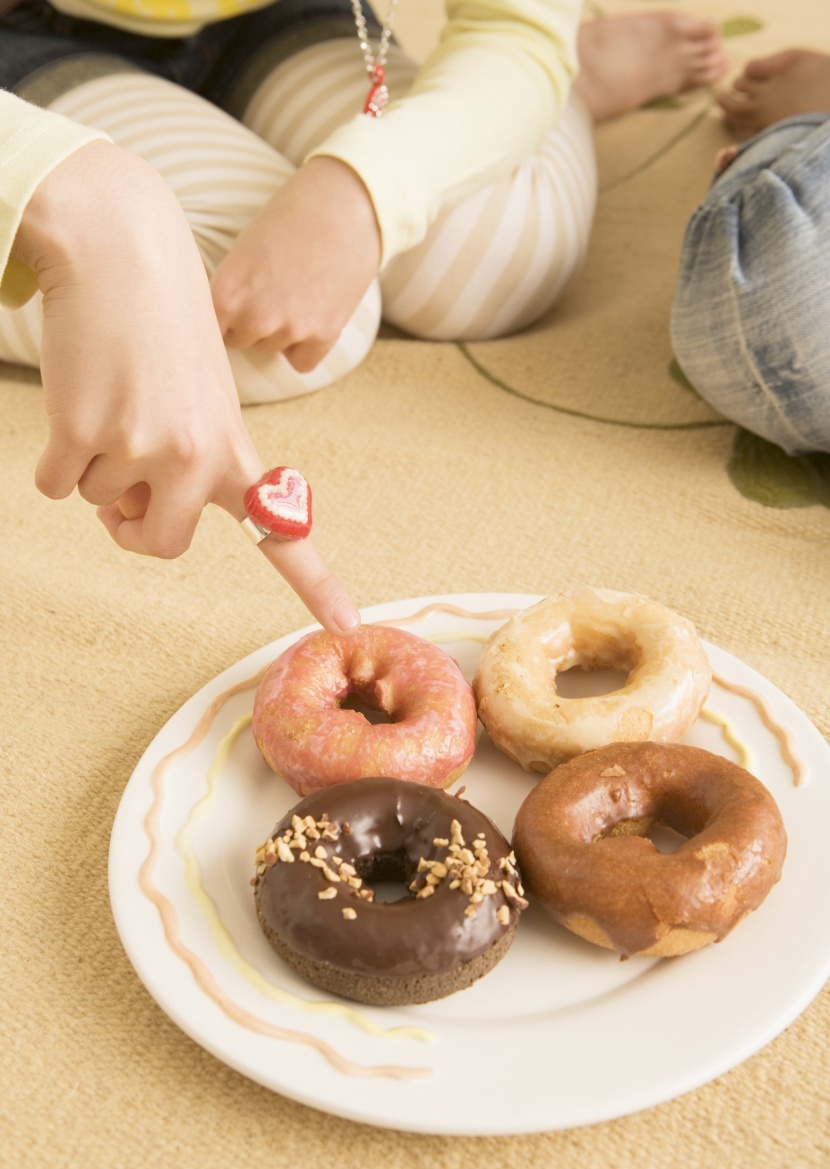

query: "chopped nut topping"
left=501, top=880, right=528, bottom=908
left=254, top=814, right=529, bottom=924
left=256, top=816, right=342, bottom=864
left=601, top=764, right=626, bottom=778
left=407, top=820, right=528, bottom=919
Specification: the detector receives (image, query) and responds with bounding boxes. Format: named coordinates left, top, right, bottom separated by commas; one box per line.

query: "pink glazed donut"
left=253, top=625, right=478, bottom=796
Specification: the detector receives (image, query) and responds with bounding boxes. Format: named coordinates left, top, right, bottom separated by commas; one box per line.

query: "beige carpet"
left=2, top=1, right=830, bottom=1165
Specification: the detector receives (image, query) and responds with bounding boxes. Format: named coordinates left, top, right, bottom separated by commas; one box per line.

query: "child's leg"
left=381, top=98, right=595, bottom=340
left=671, top=114, right=830, bottom=455
left=0, top=64, right=381, bottom=402
left=241, top=38, right=597, bottom=340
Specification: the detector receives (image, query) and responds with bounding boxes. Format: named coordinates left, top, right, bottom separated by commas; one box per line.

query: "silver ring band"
left=240, top=516, right=272, bottom=545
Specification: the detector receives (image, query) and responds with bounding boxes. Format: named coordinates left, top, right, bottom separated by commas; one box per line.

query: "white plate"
left=109, top=593, right=830, bottom=1135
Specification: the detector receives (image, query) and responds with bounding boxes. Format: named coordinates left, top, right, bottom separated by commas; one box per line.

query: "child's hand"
left=13, top=141, right=359, bottom=635
left=210, top=156, right=381, bottom=371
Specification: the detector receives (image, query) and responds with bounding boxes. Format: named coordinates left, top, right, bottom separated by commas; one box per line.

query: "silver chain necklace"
left=350, top=0, right=400, bottom=116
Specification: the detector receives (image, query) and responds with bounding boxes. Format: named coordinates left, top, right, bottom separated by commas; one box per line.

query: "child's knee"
left=672, top=117, right=830, bottom=455
left=380, top=103, right=597, bottom=341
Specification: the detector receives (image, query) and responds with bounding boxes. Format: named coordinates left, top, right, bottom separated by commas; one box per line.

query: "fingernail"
left=332, top=598, right=361, bottom=633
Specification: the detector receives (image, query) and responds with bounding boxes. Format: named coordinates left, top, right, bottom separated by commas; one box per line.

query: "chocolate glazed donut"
left=253, top=777, right=527, bottom=1005
left=512, top=742, right=787, bottom=958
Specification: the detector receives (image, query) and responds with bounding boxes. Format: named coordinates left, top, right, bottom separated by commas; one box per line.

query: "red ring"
left=243, top=467, right=312, bottom=541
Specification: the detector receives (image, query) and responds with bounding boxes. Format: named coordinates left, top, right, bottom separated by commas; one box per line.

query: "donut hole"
left=339, top=690, right=396, bottom=724
left=598, top=816, right=689, bottom=854
left=554, top=665, right=630, bottom=698
left=649, top=825, right=690, bottom=853
left=354, top=849, right=416, bottom=903
left=553, top=634, right=637, bottom=697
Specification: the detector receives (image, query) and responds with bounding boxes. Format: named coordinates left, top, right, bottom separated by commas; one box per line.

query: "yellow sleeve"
left=306, top=0, right=583, bottom=266
left=0, top=92, right=109, bottom=309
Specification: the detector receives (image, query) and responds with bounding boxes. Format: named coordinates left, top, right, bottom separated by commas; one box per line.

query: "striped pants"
left=0, top=37, right=597, bottom=404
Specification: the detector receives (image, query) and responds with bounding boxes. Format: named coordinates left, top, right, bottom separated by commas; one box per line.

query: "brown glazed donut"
left=253, top=777, right=528, bottom=1005
left=512, top=741, right=787, bottom=958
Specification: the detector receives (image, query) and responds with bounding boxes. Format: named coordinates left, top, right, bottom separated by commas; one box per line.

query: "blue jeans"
left=671, top=113, right=830, bottom=456
left=0, top=0, right=378, bottom=114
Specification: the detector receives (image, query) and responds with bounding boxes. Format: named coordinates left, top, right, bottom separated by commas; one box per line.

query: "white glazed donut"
left=473, top=588, right=711, bottom=773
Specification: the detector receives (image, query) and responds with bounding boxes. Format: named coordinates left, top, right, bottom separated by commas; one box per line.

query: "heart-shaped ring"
left=242, top=466, right=312, bottom=543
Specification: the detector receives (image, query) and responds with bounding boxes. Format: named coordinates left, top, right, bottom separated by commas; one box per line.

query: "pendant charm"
left=243, top=466, right=312, bottom=541
left=363, top=65, right=388, bottom=117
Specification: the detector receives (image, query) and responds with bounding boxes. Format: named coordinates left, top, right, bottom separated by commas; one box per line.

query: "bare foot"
left=574, top=12, right=729, bottom=123
left=717, top=49, right=830, bottom=134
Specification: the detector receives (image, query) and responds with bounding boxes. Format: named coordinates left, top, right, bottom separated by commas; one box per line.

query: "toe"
left=744, top=50, right=803, bottom=80
left=716, top=89, right=755, bottom=119
left=693, top=47, right=731, bottom=83
left=691, top=22, right=724, bottom=49
left=729, top=72, right=762, bottom=98
left=669, top=12, right=721, bottom=40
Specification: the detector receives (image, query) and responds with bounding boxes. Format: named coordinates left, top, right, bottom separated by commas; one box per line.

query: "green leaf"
left=727, top=429, right=830, bottom=508
left=722, top=16, right=764, bottom=37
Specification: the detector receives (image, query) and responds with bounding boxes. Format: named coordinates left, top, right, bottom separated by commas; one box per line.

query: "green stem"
left=456, top=343, right=730, bottom=432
